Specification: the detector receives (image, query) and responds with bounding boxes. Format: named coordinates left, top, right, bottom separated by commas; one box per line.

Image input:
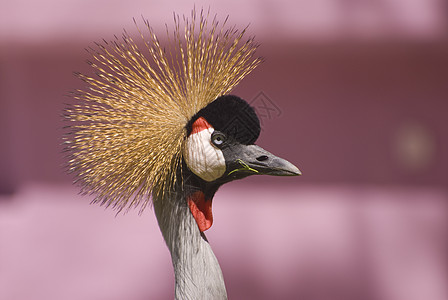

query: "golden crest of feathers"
left=64, top=9, right=262, bottom=212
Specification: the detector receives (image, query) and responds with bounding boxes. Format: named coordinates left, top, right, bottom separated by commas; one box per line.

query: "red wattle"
left=188, top=191, right=213, bottom=232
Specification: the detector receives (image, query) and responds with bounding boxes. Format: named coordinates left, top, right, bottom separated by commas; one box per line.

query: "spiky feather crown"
left=64, top=9, right=262, bottom=212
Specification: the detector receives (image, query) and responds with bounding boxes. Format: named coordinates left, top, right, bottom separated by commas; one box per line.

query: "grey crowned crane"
left=65, top=9, right=301, bottom=300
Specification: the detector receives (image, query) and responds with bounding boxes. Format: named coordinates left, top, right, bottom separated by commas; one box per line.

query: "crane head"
left=65, top=10, right=302, bottom=298
left=65, top=10, right=301, bottom=218
left=184, top=94, right=300, bottom=182
left=182, top=95, right=301, bottom=232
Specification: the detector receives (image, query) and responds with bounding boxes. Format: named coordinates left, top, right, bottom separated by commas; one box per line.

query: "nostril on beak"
left=256, top=155, right=268, bottom=162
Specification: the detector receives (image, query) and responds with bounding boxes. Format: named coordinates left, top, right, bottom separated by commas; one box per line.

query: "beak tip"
left=269, top=160, right=302, bottom=176
left=290, top=165, right=302, bottom=176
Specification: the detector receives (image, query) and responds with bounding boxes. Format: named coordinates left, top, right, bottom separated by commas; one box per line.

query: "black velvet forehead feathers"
left=186, top=95, right=261, bottom=145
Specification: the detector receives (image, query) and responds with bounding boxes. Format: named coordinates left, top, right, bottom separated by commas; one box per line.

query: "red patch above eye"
left=190, top=117, right=212, bottom=135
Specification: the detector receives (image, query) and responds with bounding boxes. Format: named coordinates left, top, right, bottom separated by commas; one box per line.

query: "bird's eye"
left=211, top=132, right=226, bottom=147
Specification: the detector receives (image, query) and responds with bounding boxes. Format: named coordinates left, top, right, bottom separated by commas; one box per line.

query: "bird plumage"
left=153, top=169, right=227, bottom=299
left=65, top=9, right=262, bottom=212
left=65, top=8, right=300, bottom=300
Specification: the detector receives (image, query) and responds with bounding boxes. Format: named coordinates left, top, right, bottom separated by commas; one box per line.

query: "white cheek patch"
left=184, top=127, right=226, bottom=182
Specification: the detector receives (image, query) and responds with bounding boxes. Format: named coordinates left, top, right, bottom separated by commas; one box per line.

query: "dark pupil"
left=216, top=137, right=221, bottom=141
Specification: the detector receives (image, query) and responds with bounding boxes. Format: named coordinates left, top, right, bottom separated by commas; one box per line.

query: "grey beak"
left=225, top=144, right=301, bottom=177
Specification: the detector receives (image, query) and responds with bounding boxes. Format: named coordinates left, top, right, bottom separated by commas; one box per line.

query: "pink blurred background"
left=1, top=1, right=447, bottom=299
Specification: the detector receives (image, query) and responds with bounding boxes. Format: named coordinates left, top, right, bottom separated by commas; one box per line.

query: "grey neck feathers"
left=153, top=191, right=227, bottom=300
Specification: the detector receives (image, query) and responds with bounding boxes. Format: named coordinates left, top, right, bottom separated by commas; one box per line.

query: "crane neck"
left=153, top=170, right=227, bottom=300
